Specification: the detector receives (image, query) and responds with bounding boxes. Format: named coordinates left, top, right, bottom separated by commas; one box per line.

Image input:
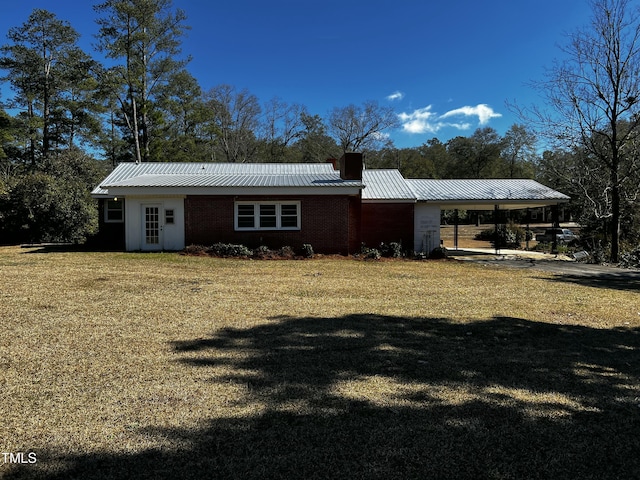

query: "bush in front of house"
left=355, top=241, right=404, bottom=259
left=278, top=246, right=295, bottom=259
left=379, top=242, right=404, bottom=258
left=301, top=244, right=314, bottom=258
left=252, top=245, right=272, bottom=258
left=182, top=244, right=208, bottom=256
left=207, top=243, right=253, bottom=258
left=359, top=244, right=381, bottom=260
left=251, top=245, right=296, bottom=259
left=184, top=243, right=315, bottom=260
left=429, top=246, right=448, bottom=259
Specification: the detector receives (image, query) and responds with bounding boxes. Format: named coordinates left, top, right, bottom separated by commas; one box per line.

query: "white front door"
left=142, top=205, right=162, bottom=251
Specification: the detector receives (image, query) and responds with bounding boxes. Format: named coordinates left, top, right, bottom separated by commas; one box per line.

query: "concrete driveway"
left=448, top=248, right=640, bottom=291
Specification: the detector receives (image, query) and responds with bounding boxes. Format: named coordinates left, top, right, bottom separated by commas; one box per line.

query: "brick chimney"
left=326, top=158, right=339, bottom=170
left=339, top=152, right=363, bottom=180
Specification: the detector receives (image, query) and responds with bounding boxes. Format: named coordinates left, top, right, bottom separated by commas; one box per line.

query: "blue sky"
left=0, top=1, right=594, bottom=148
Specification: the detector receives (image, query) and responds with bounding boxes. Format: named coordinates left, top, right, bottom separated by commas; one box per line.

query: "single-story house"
left=91, top=153, right=570, bottom=254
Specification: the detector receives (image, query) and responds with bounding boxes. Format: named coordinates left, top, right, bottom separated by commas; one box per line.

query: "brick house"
left=91, top=153, right=570, bottom=254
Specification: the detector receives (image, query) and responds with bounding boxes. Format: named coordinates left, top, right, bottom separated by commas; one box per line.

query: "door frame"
left=141, top=203, right=163, bottom=251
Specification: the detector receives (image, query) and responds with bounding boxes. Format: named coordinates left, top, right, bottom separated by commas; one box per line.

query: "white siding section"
left=414, top=204, right=441, bottom=253
left=160, top=197, right=185, bottom=250
left=124, top=197, right=184, bottom=251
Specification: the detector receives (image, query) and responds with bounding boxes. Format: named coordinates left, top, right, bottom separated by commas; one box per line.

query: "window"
left=105, top=199, right=124, bottom=223
left=280, top=204, right=299, bottom=228
left=165, top=209, right=175, bottom=225
left=235, top=202, right=300, bottom=231
left=259, top=204, right=277, bottom=228
left=237, top=204, right=255, bottom=228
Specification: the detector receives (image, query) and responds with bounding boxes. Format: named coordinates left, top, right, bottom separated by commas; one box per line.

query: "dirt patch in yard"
left=440, top=225, right=494, bottom=249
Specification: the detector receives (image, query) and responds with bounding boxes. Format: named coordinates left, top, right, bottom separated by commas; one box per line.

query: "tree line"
left=1, top=0, right=639, bottom=262
left=0, top=4, right=401, bottom=167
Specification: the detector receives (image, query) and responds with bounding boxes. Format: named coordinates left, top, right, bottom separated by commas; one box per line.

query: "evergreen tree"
left=95, top=0, right=190, bottom=162
left=0, top=9, right=99, bottom=165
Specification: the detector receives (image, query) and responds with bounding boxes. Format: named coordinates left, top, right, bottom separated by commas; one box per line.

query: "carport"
left=405, top=179, right=571, bottom=254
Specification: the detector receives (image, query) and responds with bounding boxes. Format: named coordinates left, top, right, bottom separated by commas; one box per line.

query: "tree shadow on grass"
left=456, top=256, right=640, bottom=292
left=542, top=270, right=640, bottom=292
left=9, top=315, right=640, bottom=480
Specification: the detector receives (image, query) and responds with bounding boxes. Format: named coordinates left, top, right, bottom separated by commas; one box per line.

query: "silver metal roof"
left=92, top=162, right=570, bottom=210
left=102, top=173, right=361, bottom=188
left=406, top=179, right=570, bottom=209
left=362, top=169, right=416, bottom=201
left=92, top=162, right=360, bottom=195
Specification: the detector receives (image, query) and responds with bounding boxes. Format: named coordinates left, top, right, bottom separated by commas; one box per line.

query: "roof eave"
left=362, top=198, right=417, bottom=203
left=424, top=198, right=570, bottom=210
left=101, top=185, right=363, bottom=197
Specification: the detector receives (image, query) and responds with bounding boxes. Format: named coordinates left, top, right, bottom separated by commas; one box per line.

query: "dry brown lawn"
left=1, top=245, right=639, bottom=479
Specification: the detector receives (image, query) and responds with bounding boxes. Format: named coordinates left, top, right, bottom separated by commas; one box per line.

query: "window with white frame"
left=165, top=209, right=175, bottom=225
left=105, top=198, right=124, bottom=223
left=235, top=201, right=300, bottom=231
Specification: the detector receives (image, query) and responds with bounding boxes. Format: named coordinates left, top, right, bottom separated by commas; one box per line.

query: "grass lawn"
left=1, top=245, right=639, bottom=479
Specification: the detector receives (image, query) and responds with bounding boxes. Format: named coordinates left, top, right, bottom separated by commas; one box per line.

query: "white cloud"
left=398, top=106, right=439, bottom=133
left=372, top=131, right=391, bottom=143
left=440, top=104, right=502, bottom=125
left=386, top=91, right=405, bottom=101
left=398, top=103, right=501, bottom=134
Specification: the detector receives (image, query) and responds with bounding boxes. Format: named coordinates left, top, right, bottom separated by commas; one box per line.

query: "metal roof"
left=92, top=162, right=361, bottom=195
left=92, top=163, right=570, bottom=210
left=102, top=173, right=361, bottom=188
left=406, top=179, right=570, bottom=209
left=362, top=169, right=416, bottom=201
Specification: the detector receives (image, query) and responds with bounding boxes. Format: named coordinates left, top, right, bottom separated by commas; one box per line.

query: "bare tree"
left=295, top=113, right=339, bottom=163
left=500, top=124, right=537, bottom=178
left=328, top=100, right=399, bottom=153
left=522, top=0, right=640, bottom=262
left=262, top=97, right=306, bottom=162
left=204, top=84, right=261, bottom=163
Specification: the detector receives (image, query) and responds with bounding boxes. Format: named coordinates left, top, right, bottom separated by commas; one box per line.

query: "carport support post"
left=454, top=209, right=459, bottom=250
left=494, top=205, right=500, bottom=255
left=526, top=208, right=531, bottom=250
left=551, top=204, right=560, bottom=253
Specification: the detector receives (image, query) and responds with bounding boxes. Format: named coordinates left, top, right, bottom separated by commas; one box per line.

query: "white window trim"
left=165, top=209, right=175, bottom=225
left=104, top=198, right=124, bottom=223
left=234, top=201, right=301, bottom=231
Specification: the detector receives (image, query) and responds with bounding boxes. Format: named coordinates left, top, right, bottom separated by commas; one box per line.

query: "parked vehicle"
left=535, top=228, right=578, bottom=243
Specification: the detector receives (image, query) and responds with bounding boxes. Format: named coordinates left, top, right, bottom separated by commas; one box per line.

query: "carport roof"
left=406, top=179, right=570, bottom=210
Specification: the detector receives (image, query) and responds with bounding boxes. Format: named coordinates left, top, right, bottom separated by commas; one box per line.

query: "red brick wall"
left=348, top=195, right=362, bottom=253
left=361, top=203, right=414, bottom=251
left=185, top=195, right=360, bottom=254
left=185, top=196, right=235, bottom=246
